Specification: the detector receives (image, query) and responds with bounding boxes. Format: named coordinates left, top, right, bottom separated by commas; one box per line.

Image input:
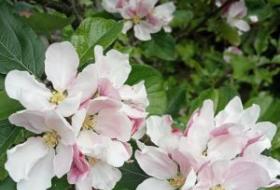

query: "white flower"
left=102, top=0, right=176, bottom=41
left=5, top=110, right=76, bottom=190
left=5, top=41, right=98, bottom=117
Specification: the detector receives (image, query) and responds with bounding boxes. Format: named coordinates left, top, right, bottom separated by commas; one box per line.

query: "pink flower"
left=5, top=42, right=97, bottom=117
left=102, top=0, right=176, bottom=41
left=193, top=160, right=271, bottom=190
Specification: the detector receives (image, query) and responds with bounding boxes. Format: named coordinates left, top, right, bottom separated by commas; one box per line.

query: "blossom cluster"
left=101, top=0, right=176, bottom=41
left=4, top=41, right=149, bottom=190
left=136, top=98, right=280, bottom=190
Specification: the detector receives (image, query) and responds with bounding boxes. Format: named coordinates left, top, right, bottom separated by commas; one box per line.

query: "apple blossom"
left=193, top=160, right=271, bottom=190
left=5, top=41, right=97, bottom=117
left=223, top=46, right=242, bottom=62
left=102, top=0, right=176, bottom=41
left=5, top=110, right=75, bottom=190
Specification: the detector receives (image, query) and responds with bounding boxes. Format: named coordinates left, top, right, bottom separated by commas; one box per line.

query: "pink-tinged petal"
left=5, top=137, right=49, bottom=182
left=105, top=140, right=131, bottom=167
left=136, top=0, right=158, bottom=17
left=68, top=64, right=98, bottom=103
left=17, top=150, right=55, bottom=190
left=181, top=169, right=197, bottom=190
left=228, top=0, right=247, bottom=18
left=135, top=146, right=178, bottom=180
left=242, top=136, right=271, bottom=155
left=56, top=94, right=81, bottom=117
left=77, top=130, right=108, bottom=158
left=9, top=110, right=48, bottom=134
left=185, top=100, right=215, bottom=152
left=54, top=143, right=73, bottom=178
left=133, top=22, right=160, bottom=41
left=45, top=111, right=76, bottom=145
left=215, top=96, right=243, bottom=127
left=254, top=122, right=277, bottom=141
left=153, top=2, right=176, bottom=26
left=224, top=161, right=270, bottom=190
left=122, top=21, right=133, bottom=33
left=94, top=45, right=131, bottom=88
left=121, top=103, right=147, bottom=118
left=171, top=150, right=195, bottom=176
left=5, top=70, right=52, bottom=110
left=87, top=97, right=121, bottom=115
left=240, top=155, right=280, bottom=180
left=207, top=134, right=247, bottom=160
left=75, top=175, right=92, bottom=190
left=232, top=19, right=250, bottom=32
left=98, top=79, right=121, bottom=99
left=45, top=41, right=79, bottom=91
left=96, top=108, right=132, bottom=142
left=146, top=115, right=173, bottom=146
left=239, top=104, right=260, bottom=126
left=131, top=117, right=145, bottom=135
left=136, top=178, right=174, bottom=190
left=72, top=109, right=87, bottom=136
left=90, top=162, right=122, bottom=190
left=68, top=145, right=90, bottom=184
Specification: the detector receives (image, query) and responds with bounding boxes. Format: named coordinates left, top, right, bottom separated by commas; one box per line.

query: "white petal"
left=181, top=169, right=197, bottom=190
left=133, top=23, right=153, bottom=41
left=95, top=108, right=132, bottom=142
left=105, top=140, right=131, bottom=167
left=45, top=111, right=76, bottom=145
left=5, top=137, right=49, bottom=182
left=122, top=21, right=133, bottom=33
left=72, top=109, right=87, bottom=136
left=94, top=45, right=131, bottom=88
left=76, top=175, right=92, bottom=190
left=154, top=2, right=175, bottom=25
left=68, top=64, right=98, bottom=103
left=45, top=41, right=79, bottom=91
left=17, top=150, right=55, bottom=190
left=146, top=115, right=173, bottom=146
left=135, top=147, right=178, bottom=180
left=54, top=144, right=73, bottom=178
left=136, top=178, right=174, bottom=190
left=5, top=70, right=52, bottom=110
left=91, top=162, right=122, bottom=190
left=254, top=122, right=277, bottom=141
left=56, top=94, right=81, bottom=117
left=9, top=110, right=48, bottom=134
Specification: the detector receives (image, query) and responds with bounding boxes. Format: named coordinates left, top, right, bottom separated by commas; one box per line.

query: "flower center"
left=87, top=156, right=99, bottom=166
left=210, top=184, right=226, bottom=190
left=169, top=175, right=186, bottom=189
left=82, top=115, right=98, bottom=130
left=49, top=91, right=66, bottom=105
left=132, top=15, right=141, bottom=24
left=43, top=130, right=60, bottom=148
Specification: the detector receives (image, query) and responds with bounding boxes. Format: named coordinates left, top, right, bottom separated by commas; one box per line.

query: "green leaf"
left=166, top=83, right=187, bottom=116
left=49, top=177, right=71, bottom=190
left=71, top=17, right=123, bottom=65
left=0, top=91, right=21, bottom=120
left=114, top=162, right=148, bottom=190
left=126, top=64, right=167, bottom=115
left=215, top=22, right=241, bottom=46
left=171, top=10, right=193, bottom=28
left=0, top=2, right=45, bottom=77
left=0, top=177, right=16, bottom=190
left=254, top=28, right=270, bottom=54
left=23, top=12, right=70, bottom=34
left=0, top=120, right=23, bottom=181
left=141, top=32, right=177, bottom=61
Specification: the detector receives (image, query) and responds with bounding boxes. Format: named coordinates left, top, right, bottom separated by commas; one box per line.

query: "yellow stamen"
left=210, top=184, right=226, bottom=190
left=87, top=157, right=98, bottom=166
left=132, top=15, right=141, bottom=24
left=169, top=175, right=186, bottom=189
left=82, top=115, right=98, bottom=130
left=49, top=91, right=66, bottom=105
left=43, top=130, right=60, bottom=148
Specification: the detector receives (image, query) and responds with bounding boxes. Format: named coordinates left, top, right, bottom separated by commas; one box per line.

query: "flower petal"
left=136, top=178, right=174, bottom=190
left=135, top=146, right=178, bottom=180
left=56, top=94, right=81, bottom=117
left=9, top=110, right=48, bottom=134
left=45, top=111, right=76, bottom=145
left=105, top=140, right=131, bottom=167
left=54, top=143, right=73, bottom=178
left=90, top=162, right=122, bottom=190
left=5, top=137, right=49, bottom=182
left=96, top=108, right=132, bottom=142
left=5, top=70, right=52, bottom=110
left=94, top=45, right=131, bottom=88
left=68, top=64, right=98, bottom=103
left=17, top=150, right=55, bottom=190
left=45, top=41, right=79, bottom=91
